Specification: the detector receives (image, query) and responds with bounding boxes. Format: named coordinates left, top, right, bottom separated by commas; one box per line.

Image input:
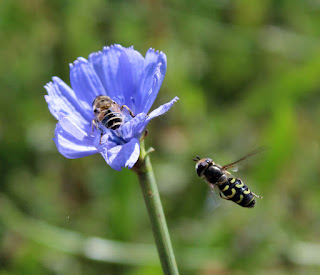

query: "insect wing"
left=222, top=147, right=268, bottom=171
left=121, top=106, right=134, bottom=123
left=203, top=186, right=221, bottom=215
left=231, top=165, right=239, bottom=173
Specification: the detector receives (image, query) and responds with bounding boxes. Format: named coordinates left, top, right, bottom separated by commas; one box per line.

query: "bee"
left=194, top=151, right=263, bottom=208
left=92, top=95, right=134, bottom=143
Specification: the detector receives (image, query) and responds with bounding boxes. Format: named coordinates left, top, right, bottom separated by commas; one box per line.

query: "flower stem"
left=133, top=141, right=179, bottom=274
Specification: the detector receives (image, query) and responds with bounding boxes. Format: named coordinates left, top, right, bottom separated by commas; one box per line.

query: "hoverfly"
left=194, top=150, right=263, bottom=208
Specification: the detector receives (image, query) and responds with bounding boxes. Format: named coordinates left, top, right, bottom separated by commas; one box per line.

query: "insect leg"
left=121, top=105, right=135, bottom=117
left=91, top=119, right=104, bottom=145
left=90, top=119, right=98, bottom=135
left=208, top=183, right=215, bottom=190
left=140, top=129, right=148, bottom=142
left=252, top=192, right=263, bottom=199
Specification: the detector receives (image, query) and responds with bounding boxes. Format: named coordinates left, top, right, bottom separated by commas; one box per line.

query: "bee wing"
left=121, top=106, right=134, bottom=123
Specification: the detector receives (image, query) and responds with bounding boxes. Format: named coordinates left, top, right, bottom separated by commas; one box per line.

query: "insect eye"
left=196, top=162, right=208, bottom=176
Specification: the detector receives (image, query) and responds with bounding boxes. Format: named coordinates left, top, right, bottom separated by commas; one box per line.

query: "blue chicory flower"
left=45, top=45, right=178, bottom=171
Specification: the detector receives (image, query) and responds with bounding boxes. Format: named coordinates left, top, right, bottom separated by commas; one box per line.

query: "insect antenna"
left=193, top=155, right=201, bottom=162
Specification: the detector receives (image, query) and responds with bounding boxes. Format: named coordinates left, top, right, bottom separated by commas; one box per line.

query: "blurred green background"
left=1, top=0, right=320, bottom=274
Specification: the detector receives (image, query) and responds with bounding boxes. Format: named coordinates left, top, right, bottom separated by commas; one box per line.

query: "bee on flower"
left=45, top=45, right=178, bottom=171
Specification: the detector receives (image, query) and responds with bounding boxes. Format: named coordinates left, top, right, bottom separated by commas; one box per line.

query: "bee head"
left=92, top=95, right=113, bottom=109
left=194, top=157, right=213, bottom=177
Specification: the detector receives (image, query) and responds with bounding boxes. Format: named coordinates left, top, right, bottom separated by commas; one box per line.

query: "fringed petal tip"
left=146, top=48, right=167, bottom=63
left=92, top=44, right=138, bottom=57
left=172, top=96, right=180, bottom=102
left=73, top=57, right=88, bottom=67
left=44, top=76, right=70, bottom=92
left=69, top=57, right=89, bottom=70
left=102, top=44, right=124, bottom=52
left=94, top=44, right=136, bottom=56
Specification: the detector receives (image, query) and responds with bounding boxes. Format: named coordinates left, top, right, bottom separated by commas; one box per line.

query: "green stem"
left=133, top=141, right=179, bottom=275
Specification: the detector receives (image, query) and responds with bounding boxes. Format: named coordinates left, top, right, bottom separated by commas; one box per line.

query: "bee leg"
left=99, top=133, right=103, bottom=145
left=140, top=129, right=148, bottom=142
left=90, top=119, right=97, bottom=135
left=252, top=192, right=263, bottom=199
left=121, top=105, right=135, bottom=117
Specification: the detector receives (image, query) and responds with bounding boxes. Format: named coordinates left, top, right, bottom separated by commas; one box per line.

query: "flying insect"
left=194, top=151, right=263, bottom=208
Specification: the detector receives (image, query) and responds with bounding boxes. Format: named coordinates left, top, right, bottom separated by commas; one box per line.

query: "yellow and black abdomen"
left=218, top=178, right=255, bottom=208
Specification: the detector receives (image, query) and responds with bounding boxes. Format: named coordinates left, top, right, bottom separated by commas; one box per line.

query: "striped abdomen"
left=218, top=178, right=255, bottom=208
left=100, top=110, right=123, bottom=130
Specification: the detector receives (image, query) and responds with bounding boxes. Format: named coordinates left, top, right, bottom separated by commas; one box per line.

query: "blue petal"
left=55, top=117, right=98, bottom=159
left=89, top=45, right=144, bottom=112
left=70, top=57, right=105, bottom=112
left=136, top=49, right=167, bottom=114
left=99, top=138, right=140, bottom=171
left=146, top=96, right=179, bottom=122
left=58, top=115, right=92, bottom=141
left=121, top=113, right=147, bottom=141
left=131, top=97, right=179, bottom=136
left=45, top=77, right=91, bottom=126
